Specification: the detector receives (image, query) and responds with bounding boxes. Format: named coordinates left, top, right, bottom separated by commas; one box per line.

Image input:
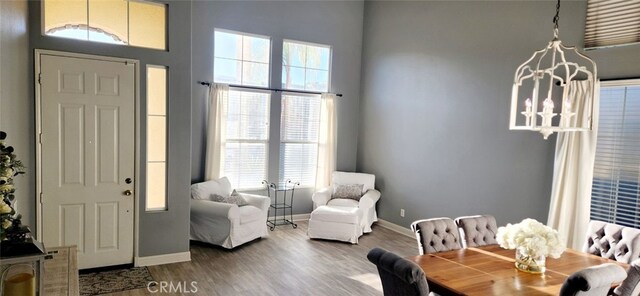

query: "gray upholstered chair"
left=614, top=259, right=640, bottom=296
left=583, top=220, right=640, bottom=264
left=454, top=215, right=498, bottom=248
left=559, top=263, right=627, bottom=296
left=410, top=218, right=461, bottom=255
left=367, top=248, right=430, bottom=296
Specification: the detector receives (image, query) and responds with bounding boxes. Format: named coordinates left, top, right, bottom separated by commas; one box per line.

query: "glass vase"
left=515, top=248, right=546, bottom=274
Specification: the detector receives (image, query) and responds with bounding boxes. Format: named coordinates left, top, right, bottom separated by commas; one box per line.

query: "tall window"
left=43, top=0, right=166, bottom=50
left=214, top=30, right=271, bottom=189
left=591, top=81, right=640, bottom=228
left=280, top=41, right=331, bottom=187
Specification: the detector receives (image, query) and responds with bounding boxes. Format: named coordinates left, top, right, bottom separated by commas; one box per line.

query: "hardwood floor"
left=110, top=221, right=417, bottom=296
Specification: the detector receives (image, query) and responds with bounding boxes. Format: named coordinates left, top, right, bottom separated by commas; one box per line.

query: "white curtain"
left=547, top=80, right=600, bottom=249
left=205, top=84, right=229, bottom=181
left=315, top=93, right=337, bottom=189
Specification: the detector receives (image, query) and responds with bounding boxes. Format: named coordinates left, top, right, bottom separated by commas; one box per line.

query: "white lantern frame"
left=509, top=1, right=598, bottom=140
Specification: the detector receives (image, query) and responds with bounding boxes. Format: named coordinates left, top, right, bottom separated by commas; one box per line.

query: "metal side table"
left=263, top=179, right=299, bottom=230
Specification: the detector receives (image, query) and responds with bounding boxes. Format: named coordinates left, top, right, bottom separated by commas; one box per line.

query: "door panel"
left=40, top=54, right=135, bottom=269
left=95, top=106, right=119, bottom=185
left=60, top=104, right=85, bottom=185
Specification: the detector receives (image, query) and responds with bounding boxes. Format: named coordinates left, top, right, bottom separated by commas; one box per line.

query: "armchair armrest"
left=359, top=189, right=381, bottom=209
left=240, top=193, right=270, bottom=212
left=312, top=187, right=332, bottom=206
left=191, top=199, right=239, bottom=221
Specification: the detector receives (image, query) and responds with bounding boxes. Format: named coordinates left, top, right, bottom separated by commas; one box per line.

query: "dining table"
left=406, top=244, right=629, bottom=296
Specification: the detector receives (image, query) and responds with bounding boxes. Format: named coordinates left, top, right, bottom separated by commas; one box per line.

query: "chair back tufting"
left=559, top=263, right=627, bottom=296
left=455, top=215, right=499, bottom=248
left=583, top=220, right=640, bottom=264
left=410, top=218, right=461, bottom=255
left=367, top=248, right=430, bottom=296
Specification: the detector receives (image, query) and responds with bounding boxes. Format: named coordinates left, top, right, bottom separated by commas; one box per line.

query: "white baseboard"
left=135, top=251, right=191, bottom=267
left=376, top=219, right=414, bottom=238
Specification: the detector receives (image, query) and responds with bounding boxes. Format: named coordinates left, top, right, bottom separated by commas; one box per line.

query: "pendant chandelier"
left=509, top=0, right=597, bottom=140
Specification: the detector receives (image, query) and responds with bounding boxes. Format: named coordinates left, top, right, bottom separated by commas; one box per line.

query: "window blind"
left=584, top=0, right=640, bottom=49
left=279, top=94, right=321, bottom=187
left=224, top=89, right=270, bottom=189
left=591, top=84, right=640, bottom=228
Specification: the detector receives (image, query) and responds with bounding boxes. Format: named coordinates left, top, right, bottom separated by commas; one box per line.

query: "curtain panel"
left=547, top=80, right=600, bottom=249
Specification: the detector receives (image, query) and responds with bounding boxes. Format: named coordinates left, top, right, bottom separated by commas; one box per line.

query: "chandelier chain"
left=553, top=0, right=561, bottom=35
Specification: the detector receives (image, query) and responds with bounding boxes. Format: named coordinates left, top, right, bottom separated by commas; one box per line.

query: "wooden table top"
left=406, top=245, right=628, bottom=296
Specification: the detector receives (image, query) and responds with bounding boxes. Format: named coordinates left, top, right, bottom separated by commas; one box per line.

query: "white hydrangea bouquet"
left=496, top=218, right=566, bottom=274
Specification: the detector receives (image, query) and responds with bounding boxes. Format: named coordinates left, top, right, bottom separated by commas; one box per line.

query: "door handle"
left=123, top=190, right=133, bottom=196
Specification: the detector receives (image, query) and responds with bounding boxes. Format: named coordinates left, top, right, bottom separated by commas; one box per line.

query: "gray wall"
left=28, top=1, right=192, bottom=257
left=0, top=0, right=31, bottom=226
left=190, top=0, right=365, bottom=214
left=358, top=1, right=640, bottom=228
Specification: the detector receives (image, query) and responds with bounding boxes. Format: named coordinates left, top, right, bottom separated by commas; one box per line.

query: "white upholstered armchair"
left=311, top=171, right=381, bottom=233
left=190, top=177, right=270, bottom=249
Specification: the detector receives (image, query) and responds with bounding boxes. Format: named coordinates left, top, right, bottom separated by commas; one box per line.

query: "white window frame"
left=145, top=64, right=168, bottom=212
left=282, top=39, right=332, bottom=92
left=213, top=28, right=273, bottom=87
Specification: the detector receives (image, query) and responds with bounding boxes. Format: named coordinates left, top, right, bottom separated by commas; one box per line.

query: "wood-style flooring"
left=109, top=221, right=417, bottom=296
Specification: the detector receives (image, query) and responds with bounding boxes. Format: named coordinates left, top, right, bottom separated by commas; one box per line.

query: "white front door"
left=39, top=54, right=135, bottom=269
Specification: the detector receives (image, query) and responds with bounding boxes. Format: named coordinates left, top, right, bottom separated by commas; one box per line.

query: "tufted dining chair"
left=583, top=220, right=640, bottom=264
left=367, top=248, right=430, bottom=296
left=559, top=263, right=627, bottom=296
left=454, top=215, right=499, bottom=248
left=410, top=218, right=462, bottom=255
left=614, top=259, right=640, bottom=296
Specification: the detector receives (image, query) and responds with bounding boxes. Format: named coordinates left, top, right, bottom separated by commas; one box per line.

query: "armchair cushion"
left=191, top=177, right=233, bottom=200
left=327, top=198, right=359, bottom=207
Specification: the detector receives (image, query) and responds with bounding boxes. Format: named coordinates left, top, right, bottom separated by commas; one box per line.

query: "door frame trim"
left=34, top=49, right=141, bottom=264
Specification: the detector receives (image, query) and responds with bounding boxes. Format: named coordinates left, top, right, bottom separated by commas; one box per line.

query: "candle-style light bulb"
left=543, top=98, right=554, bottom=113
left=540, top=98, right=556, bottom=128
left=561, top=99, right=574, bottom=127
left=523, top=98, right=533, bottom=126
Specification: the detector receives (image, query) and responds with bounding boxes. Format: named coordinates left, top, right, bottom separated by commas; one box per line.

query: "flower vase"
left=515, top=248, right=546, bottom=274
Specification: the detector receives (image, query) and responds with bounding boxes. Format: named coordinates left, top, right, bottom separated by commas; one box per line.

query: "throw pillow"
left=190, top=177, right=233, bottom=200
left=210, top=190, right=248, bottom=206
left=332, top=184, right=364, bottom=201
